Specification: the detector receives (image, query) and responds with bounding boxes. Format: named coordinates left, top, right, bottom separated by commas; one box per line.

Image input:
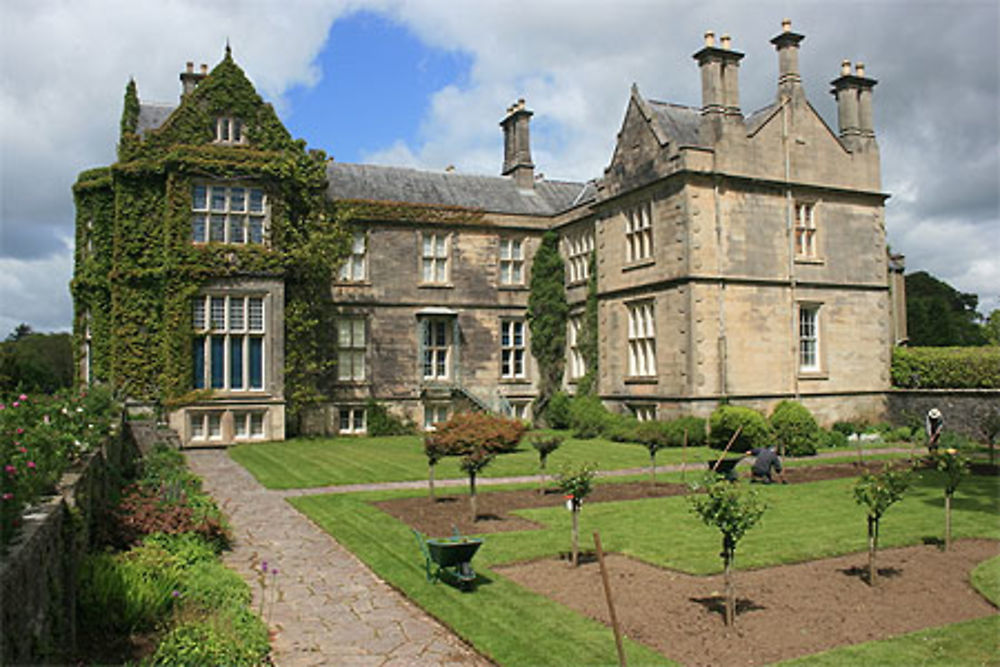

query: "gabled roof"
left=136, top=103, right=176, bottom=136
left=326, top=163, right=593, bottom=216
left=645, top=99, right=705, bottom=147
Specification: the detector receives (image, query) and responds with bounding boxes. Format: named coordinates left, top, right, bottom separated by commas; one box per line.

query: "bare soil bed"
left=376, top=461, right=907, bottom=537
left=496, top=539, right=999, bottom=666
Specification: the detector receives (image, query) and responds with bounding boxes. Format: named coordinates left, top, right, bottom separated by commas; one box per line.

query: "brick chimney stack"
left=770, top=18, right=805, bottom=102
left=500, top=99, right=535, bottom=189
left=830, top=60, right=878, bottom=152
left=180, top=62, right=209, bottom=99
left=693, top=29, right=744, bottom=143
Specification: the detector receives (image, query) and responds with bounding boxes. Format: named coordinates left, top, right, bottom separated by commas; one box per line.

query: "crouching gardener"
left=746, top=446, right=787, bottom=484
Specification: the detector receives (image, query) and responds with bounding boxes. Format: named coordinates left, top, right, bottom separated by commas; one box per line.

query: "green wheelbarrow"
left=413, top=528, right=483, bottom=590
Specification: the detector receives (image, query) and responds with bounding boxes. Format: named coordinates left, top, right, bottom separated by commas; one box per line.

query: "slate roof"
left=326, top=163, right=594, bottom=216
left=137, top=103, right=176, bottom=136
left=646, top=100, right=705, bottom=147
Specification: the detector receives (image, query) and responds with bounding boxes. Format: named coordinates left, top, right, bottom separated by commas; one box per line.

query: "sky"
left=1, top=0, right=997, bottom=336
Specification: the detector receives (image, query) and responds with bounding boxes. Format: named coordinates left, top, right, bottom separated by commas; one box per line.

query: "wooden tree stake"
left=594, top=532, right=627, bottom=667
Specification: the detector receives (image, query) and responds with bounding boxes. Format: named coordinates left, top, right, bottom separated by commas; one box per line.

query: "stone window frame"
left=626, top=299, right=657, bottom=378
left=422, top=318, right=452, bottom=380
left=500, top=318, right=527, bottom=380
left=798, top=302, right=823, bottom=374
left=564, top=229, right=594, bottom=285
left=503, top=400, right=531, bottom=421
left=191, top=183, right=268, bottom=245
left=190, top=411, right=223, bottom=442
left=423, top=403, right=451, bottom=431
left=233, top=411, right=267, bottom=441
left=420, top=232, right=451, bottom=285
left=338, top=229, right=368, bottom=282
left=336, top=316, right=367, bottom=382
left=630, top=404, right=656, bottom=422
left=338, top=406, right=367, bottom=435
left=498, top=237, right=525, bottom=286
left=624, top=200, right=653, bottom=264
left=567, top=315, right=585, bottom=382
left=192, top=294, right=266, bottom=392
left=794, top=201, right=820, bottom=260
left=215, top=117, right=246, bottom=145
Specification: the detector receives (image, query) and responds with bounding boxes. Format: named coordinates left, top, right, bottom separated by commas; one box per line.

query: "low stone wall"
left=0, top=427, right=139, bottom=664
left=887, top=389, right=1000, bottom=439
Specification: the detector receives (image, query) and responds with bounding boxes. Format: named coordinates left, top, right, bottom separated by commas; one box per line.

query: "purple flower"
left=271, top=568, right=279, bottom=576
left=260, top=561, right=268, bottom=573
left=171, top=590, right=181, bottom=598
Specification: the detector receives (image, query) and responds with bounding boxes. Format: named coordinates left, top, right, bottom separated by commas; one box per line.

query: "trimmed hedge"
left=770, top=400, right=820, bottom=456
left=709, top=405, right=772, bottom=451
left=892, top=346, right=1000, bottom=388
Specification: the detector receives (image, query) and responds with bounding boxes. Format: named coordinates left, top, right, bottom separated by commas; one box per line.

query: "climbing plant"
left=527, top=230, right=568, bottom=423
left=72, top=50, right=350, bottom=427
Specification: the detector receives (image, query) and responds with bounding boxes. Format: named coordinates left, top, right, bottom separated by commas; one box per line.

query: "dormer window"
left=215, top=117, right=245, bottom=145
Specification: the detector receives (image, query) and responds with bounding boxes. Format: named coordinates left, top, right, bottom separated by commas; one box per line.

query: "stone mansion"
left=73, top=20, right=906, bottom=446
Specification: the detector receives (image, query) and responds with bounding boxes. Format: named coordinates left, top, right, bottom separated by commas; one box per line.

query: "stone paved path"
left=185, top=449, right=489, bottom=667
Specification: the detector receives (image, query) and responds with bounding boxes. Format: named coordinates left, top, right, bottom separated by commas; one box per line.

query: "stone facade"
left=74, top=21, right=904, bottom=445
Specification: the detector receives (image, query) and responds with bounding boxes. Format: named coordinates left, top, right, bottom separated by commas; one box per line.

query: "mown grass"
left=289, top=468, right=999, bottom=665
left=230, top=430, right=912, bottom=490
left=230, top=432, right=724, bottom=489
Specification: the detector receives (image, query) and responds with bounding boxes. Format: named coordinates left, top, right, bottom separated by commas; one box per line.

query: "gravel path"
left=185, top=449, right=489, bottom=667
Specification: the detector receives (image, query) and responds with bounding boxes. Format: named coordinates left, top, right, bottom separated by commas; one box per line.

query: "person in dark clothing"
left=925, top=408, right=944, bottom=453
left=746, top=446, right=787, bottom=484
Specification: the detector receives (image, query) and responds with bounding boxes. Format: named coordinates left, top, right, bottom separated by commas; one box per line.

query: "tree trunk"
left=538, top=458, right=547, bottom=495
left=945, top=492, right=952, bottom=550
left=428, top=463, right=436, bottom=501
left=650, top=451, right=656, bottom=484
left=723, top=544, right=735, bottom=626
left=867, top=516, right=878, bottom=586
left=469, top=471, right=478, bottom=522
left=571, top=506, right=580, bottom=567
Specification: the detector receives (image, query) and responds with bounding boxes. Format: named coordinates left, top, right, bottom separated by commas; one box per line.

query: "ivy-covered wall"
left=72, top=50, right=349, bottom=426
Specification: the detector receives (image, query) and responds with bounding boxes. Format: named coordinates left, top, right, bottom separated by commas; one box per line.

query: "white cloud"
left=1, top=0, right=998, bottom=334
left=0, top=240, right=74, bottom=335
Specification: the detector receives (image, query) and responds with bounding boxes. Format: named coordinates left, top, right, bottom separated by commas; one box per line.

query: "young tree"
left=530, top=435, right=563, bottom=493
left=689, top=475, right=767, bottom=626
left=527, top=231, right=568, bottom=424
left=636, top=421, right=668, bottom=484
left=558, top=463, right=596, bottom=566
left=935, top=448, right=969, bottom=550
left=853, top=465, right=911, bottom=585
left=423, top=437, right=449, bottom=501
left=459, top=447, right=494, bottom=522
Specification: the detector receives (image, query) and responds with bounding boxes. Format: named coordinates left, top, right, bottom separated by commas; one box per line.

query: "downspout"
left=714, top=177, right=727, bottom=397
left=782, top=99, right=800, bottom=401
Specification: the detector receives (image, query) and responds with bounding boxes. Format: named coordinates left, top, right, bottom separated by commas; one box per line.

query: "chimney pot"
left=704, top=31, right=715, bottom=47
left=841, top=60, right=852, bottom=76
left=200, top=63, right=208, bottom=75
left=186, top=61, right=194, bottom=73
left=721, top=34, right=731, bottom=50
left=782, top=18, right=792, bottom=32
left=855, top=62, right=865, bottom=77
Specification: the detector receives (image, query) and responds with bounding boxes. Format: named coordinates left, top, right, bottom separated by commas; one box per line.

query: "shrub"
left=424, top=412, right=527, bottom=455
left=769, top=400, right=819, bottom=456
left=544, top=391, right=572, bottom=430
left=568, top=395, right=613, bottom=439
left=604, top=413, right=639, bottom=443
left=364, top=398, right=415, bottom=436
left=149, top=606, right=269, bottom=666
left=530, top=435, right=563, bottom=469
left=892, top=346, right=1000, bottom=388
left=886, top=426, right=915, bottom=443
left=822, top=429, right=849, bottom=448
left=832, top=421, right=859, bottom=436
left=670, top=416, right=708, bottom=447
left=709, top=405, right=772, bottom=451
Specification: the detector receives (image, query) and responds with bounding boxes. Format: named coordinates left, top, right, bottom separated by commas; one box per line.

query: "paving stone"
left=185, top=449, right=487, bottom=666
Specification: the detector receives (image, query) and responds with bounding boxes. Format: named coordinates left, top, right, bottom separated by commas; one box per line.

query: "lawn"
left=229, top=432, right=722, bottom=489
left=288, top=468, right=1000, bottom=665
left=229, top=430, right=912, bottom=490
